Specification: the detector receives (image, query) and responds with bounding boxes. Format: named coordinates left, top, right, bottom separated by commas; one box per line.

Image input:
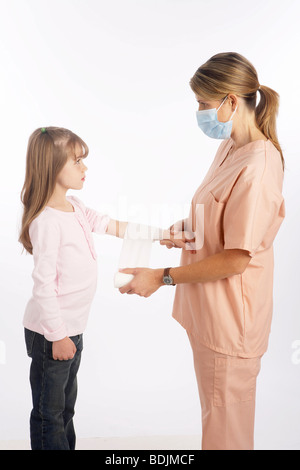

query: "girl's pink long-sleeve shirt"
left=23, top=196, right=110, bottom=342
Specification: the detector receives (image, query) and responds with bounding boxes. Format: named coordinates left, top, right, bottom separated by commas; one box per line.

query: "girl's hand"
left=118, top=268, right=164, bottom=298
left=52, top=337, right=77, bottom=361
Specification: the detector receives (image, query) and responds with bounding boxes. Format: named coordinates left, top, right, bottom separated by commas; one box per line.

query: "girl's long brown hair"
left=19, top=127, right=89, bottom=254
left=190, top=52, right=284, bottom=170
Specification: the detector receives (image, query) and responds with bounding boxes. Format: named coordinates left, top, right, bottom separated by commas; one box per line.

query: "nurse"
left=119, top=52, right=285, bottom=450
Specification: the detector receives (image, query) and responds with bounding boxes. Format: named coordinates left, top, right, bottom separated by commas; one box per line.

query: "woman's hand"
left=160, top=220, right=196, bottom=253
left=52, top=337, right=77, bottom=361
left=118, top=268, right=164, bottom=298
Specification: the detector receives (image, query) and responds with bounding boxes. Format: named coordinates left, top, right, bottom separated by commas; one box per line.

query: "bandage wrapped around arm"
left=114, top=222, right=163, bottom=288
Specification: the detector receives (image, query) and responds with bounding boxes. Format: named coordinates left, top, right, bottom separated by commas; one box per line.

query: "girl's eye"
left=75, top=159, right=81, bottom=165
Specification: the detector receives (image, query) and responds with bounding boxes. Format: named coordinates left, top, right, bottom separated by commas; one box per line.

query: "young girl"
left=19, top=127, right=187, bottom=450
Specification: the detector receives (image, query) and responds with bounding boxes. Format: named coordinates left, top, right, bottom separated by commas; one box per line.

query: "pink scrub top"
left=172, top=139, right=285, bottom=358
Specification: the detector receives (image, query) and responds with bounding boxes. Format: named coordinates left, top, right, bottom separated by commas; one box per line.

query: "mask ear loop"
left=229, top=104, right=238, bottom=120
left=217, top=95, right=238, bottom=120
left=216, top=96, right=228, bottom=111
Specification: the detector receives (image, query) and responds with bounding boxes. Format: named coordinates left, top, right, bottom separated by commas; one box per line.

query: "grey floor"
left=0, top=435, right=201, bottom=450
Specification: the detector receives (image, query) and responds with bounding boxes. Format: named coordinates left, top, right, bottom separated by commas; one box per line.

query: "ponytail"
left=256, top=85, right=284, bottom=170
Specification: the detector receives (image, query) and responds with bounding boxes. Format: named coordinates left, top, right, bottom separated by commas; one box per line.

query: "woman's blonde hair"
left=190, top=52, right=284, bottom=170
left=19, top=127, right=89, bottom=254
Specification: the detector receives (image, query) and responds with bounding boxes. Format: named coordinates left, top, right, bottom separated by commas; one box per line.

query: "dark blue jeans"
left=24, top=328, right=83, bottom=450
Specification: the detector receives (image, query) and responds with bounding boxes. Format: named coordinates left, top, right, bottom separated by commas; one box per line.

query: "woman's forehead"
left=195, top=92, right=212, bottom=101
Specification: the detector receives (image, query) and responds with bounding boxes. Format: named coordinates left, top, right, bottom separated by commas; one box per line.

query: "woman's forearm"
left=118, top=249, right=251, bottom=298
left=167, top=249, right=251, bottom=285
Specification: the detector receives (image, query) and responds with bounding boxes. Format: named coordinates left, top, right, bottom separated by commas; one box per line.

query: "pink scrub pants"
left=188, top=332, right=262, bottom=450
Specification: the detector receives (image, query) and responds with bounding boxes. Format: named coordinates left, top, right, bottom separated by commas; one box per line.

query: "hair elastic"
left=41, top=127, right=47, bottom=134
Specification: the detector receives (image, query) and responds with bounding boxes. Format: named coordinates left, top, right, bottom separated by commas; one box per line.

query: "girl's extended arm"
left=106, top=219, right=192, bottom=249
left=105, top=220, right=128, bottom=238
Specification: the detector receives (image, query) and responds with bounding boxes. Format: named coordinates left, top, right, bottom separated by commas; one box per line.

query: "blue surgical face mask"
left=196, top=96, right=238, bottom=140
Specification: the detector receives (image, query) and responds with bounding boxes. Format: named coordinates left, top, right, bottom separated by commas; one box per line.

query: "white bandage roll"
left=114, top=222, right=161, bottom=288
left=114, top=272, right=134, bottom=288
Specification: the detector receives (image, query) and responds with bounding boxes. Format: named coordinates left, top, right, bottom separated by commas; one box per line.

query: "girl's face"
left=56, top=142, right=88, bottom=192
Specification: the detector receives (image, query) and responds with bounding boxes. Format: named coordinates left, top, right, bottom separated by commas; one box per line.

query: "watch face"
left=164, top=276, right=173, bottom=285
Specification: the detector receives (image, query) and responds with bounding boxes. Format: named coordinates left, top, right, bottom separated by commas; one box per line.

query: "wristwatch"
left=163, top=267, right=175, bottom=286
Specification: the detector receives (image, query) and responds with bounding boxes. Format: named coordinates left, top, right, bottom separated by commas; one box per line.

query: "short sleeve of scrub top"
left=223, top=156, right=285, bottom=257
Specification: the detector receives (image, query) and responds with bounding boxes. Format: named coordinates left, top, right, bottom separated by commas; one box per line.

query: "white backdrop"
left=0, top=0, right=299, bottom=450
